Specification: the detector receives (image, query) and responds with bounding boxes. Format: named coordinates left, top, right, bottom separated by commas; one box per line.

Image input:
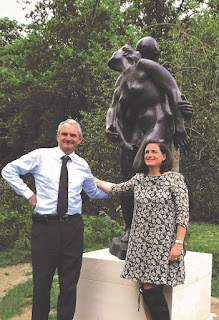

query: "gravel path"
left=0, top=263, right=32, bottom=298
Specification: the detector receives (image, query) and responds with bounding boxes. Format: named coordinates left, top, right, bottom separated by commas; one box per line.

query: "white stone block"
left=74, top=249, right=213, bottom=320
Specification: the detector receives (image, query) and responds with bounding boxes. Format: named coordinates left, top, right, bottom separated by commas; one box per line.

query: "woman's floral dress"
left=110, top=172, right=189, bottom=287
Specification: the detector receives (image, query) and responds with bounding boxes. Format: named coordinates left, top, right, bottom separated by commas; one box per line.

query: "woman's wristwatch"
left=175, top=239, right=184, bottom=244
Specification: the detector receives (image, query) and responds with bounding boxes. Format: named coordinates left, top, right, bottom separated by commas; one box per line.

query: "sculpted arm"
left=106, top=86, right=119, bottom=141
left=106, top=80, right=134, bottom=151
left=138, top=59, right=191, bottom=151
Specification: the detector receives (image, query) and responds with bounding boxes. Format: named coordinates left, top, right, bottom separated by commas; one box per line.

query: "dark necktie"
left=57, top=156, right=70, bottom=217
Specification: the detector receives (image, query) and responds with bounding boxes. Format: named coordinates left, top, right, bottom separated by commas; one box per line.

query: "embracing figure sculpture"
left=106, top=37, right=192, bottom=258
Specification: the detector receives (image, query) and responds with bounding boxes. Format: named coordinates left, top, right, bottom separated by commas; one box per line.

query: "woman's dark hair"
left=137, top=139, right=173, bottom=174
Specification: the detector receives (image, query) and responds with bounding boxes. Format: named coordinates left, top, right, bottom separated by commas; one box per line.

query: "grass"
left=186, top=222, right=219, bottom=298
left=187, top=222, right=219, bottom=253
left=0, top=222, right=218, bottom=319
left=0, top=279, right=33, bottom=320
left=0, top=248, right=30, bottom=268
left=0, top=276, right=59, bottom=320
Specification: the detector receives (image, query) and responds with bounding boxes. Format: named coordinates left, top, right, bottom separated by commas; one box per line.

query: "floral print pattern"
left=110, top=172, right=189, bottom=287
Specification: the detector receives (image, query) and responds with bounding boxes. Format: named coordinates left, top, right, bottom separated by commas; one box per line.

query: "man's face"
left=57, top=123, right=83, bottom=155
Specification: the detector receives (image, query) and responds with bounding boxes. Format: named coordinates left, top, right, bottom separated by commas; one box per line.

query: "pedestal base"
left=74, top=249, right=213, bottom=320
left=109, top=237, right=127, bottom=260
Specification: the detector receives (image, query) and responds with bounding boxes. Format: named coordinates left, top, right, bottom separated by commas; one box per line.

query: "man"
left=1, top=119, right=108, bottom=320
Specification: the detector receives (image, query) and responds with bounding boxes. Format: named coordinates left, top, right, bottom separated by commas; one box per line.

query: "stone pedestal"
left=74, top=249, right=213, bottom=320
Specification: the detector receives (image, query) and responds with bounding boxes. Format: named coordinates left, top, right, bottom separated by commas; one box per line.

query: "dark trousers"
left=31, top=214, right=84, bottom=320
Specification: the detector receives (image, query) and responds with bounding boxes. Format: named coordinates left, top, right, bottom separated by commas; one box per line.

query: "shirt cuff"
left=23, top=189, right=34, bottom=200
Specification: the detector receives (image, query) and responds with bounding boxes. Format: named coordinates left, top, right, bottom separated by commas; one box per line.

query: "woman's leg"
left=142, top=300, right=152, bottom=320
left=140, top=283, right=170, bottom=320
left=139, top=283, right=155, bottom=320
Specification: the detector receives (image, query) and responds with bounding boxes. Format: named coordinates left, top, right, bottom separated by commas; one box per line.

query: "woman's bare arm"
left=95, top=178, right=115, bottom=193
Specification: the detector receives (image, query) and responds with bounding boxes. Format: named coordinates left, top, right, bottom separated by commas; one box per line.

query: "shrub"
left=0, top=178, right=32, bottom=251
left=83, top=211, right=125, bottom=251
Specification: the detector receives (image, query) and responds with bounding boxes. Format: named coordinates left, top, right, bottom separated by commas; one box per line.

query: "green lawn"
left=0, top=222, right=218, bottom=320
left=186, top=222, right=219, bottom=298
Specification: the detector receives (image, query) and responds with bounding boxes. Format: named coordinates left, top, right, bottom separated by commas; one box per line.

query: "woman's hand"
left=169, top=243, right=183, bottom=262
left=169, top=225, right=186, bottom=262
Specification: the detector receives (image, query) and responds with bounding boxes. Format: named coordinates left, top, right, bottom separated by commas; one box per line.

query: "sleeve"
left=110, top=175, right=136, bottom=196
left=1, top=149, right=40, bottom=199
left=82, top=165, right=109, bottom=199
left=171, top=173, right=189, bottom=229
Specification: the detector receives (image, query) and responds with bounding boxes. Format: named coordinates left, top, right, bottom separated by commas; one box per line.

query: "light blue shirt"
left=1, top=146, right=108, bottom=215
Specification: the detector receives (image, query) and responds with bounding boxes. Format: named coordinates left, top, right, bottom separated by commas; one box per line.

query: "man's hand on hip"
left=28, top=194, right=37, bottom=209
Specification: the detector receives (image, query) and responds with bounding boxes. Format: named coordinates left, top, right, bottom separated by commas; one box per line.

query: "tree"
left=165, top=10, right=219, bottom=222
left=0, top=18, right=24, bottom=47
left=0, top=1, right=138, bottom=166
left=0, top=0, right=218, bottom=223
left=118, top=0, right=207, bottom=38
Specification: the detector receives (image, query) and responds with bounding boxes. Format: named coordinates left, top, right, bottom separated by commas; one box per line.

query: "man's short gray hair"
left=57, top=119, right=82, bottom=137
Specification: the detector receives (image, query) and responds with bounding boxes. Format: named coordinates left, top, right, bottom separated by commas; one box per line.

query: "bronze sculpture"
left=106, top=37, right=192, bottom=259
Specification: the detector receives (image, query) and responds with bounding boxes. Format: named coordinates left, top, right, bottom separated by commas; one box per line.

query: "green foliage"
left=0, top=4, right=218, bottom=318
left=0, top=18, right=23, bottom=47
left=0, top=179, right=32, bottom=251
left=78, top=106, right=122, bottom=217
left=83, top=212, right=125, bottom=250
left=0, top=248, right=31, bottom=268
left=0, top=0, right=139, bottom=165
left=0, top=0, right=218, bottom=227
left=165, top=11, right=219, bottom=222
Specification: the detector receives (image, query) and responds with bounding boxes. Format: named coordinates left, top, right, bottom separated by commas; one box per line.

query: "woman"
left=96, top=140, right=189, bottom=320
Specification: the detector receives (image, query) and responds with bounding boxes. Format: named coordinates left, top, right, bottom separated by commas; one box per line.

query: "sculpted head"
left=120, top=44, right=141, bottom=64
left=136, top=36, right=160, bottom=62
left=108, top=44, right=141, bottom=72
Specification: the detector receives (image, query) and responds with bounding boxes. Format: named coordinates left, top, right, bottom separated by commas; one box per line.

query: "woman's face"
left=144, top=143, right=166, bottom=169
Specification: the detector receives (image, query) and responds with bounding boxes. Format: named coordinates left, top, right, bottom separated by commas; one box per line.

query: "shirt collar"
left=56, top=146, right=75, bottom=161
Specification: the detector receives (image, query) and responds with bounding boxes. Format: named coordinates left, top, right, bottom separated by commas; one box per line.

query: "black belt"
left=32, top=213, right=80, bottom=222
